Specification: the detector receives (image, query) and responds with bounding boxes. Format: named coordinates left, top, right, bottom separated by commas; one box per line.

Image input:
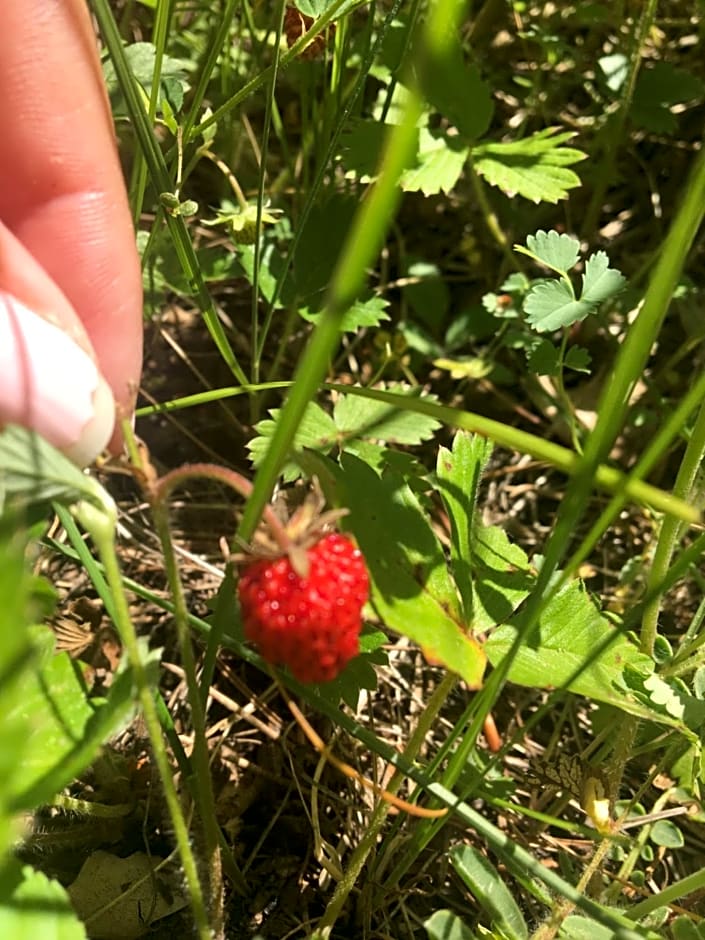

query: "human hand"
left=0, top=0, right=143, bottom=466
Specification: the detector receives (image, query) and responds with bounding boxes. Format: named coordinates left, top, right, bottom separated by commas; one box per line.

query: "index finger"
left=0, top=0, right=143, bottom=425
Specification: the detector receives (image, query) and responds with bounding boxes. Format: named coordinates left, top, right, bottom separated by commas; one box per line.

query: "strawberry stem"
left=150, top=462, right=292, bottom=554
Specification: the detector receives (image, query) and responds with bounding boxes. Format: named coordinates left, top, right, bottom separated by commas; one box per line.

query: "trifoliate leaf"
left=524, top=279, right=587, bottom=332
left=400, top=126, right=469, bottom=195
left=581, top=251, right=627, bottom=306
left=472, top=128, right=586, bottom=203
left=524, top=230, right=581, bottom=274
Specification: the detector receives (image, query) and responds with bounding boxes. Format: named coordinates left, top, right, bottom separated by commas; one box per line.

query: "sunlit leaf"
left=581, top=251, right=627, bottom=306
left=472, top=128, right=585, bottom=203
left=0, top=862, right=87, bottom=940
left=401, top=127, right=469, bottom=195
left=524, top=230, right=581, bottom=273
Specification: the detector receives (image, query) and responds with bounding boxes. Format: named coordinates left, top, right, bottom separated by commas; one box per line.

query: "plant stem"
left=315, top=671, right=457, bottom=934
left=88, top=526, right=212, bottom=940
left=581, top=0, right=658, bottom=236
left=640, top=396, right=705, bottom=656
left=148, top=498, right=224, bottom=935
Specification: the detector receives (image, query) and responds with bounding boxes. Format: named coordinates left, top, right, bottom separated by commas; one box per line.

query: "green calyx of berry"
left=234, top=485, right=349, bottom=579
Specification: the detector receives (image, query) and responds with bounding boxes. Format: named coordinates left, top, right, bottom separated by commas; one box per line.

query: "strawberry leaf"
left=484, top=580, right=657, bottom=717
left=420, top=47, right=493, bottom=142
left=526, top=338, right=561, bottom=374
left=523, top=229, right=581, bottom=274
left=524, top=279, right=587, bottom=332
left=299, top=294, right=390, bottom=332
left=581, top=251, right=627, bottom=306
left=333, top=385, right=441, bottom=446
left=248, top=403, right=338, bottom=481
left=564, top=346, right=592, bottom=373
left=401, top=126, right=469, bottom=196
left=332, top=454, right=486, bottom=689
left=436, top=433, right=494, bottom=622
left=472, top=128, right=585, bottom=204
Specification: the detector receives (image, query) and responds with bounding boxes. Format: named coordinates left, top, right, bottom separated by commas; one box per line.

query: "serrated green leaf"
left=247, top=403, right=338, bottom=482
left=524, top=280, right=589, bottom=332
left=472, top=129, right=585, bottom=203
left=564, top=346, right=592, bottom=373
left=437, top=434, right=494, bottom=620
left=424, top=910, right=475, bottom=940
left=332, top=454, right=486, bottom=688
left=333, top=387, right=441, bottom=446
left=527, top=338, right=560, bottom=374
left=643, top=673, right=705, bottom=726
left=581, top=251, right=627, bottom=306
left=472, top=525, right=533, bottom=632
left=299, top=294, right=390, bottom=332
left=450, top=845, right=528, bottom=940
left=485, top=580, right=655, bottom=714
left=102, top=42, right=189, bottom=118
left=0, top=862, right=87, bottom=940
left=338, top=119, right=387, bottom=182
left=525, top=230, right=581, bottom=273
left=401, top=126, right=469, bottom=195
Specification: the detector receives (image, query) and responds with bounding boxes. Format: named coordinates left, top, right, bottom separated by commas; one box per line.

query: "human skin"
left=0, top=0, right=143, bottom=465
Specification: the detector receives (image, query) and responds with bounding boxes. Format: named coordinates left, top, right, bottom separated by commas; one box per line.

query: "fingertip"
left=0, top=293, right=116, bottom=466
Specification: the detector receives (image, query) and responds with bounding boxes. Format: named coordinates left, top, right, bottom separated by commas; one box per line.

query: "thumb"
left=0, top=227, right=115, bottom=466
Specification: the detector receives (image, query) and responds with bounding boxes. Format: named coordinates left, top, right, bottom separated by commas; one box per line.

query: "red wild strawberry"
left=238, top=532, right=369, bottom=684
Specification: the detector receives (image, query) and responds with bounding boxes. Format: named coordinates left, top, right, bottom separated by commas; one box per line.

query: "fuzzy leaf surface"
left=333, top=387, right=441, bottom=446
left=248, top=403, right=338, bottom=481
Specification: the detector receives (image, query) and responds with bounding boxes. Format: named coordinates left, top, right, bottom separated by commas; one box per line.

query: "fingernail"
left=0, top=293, right=115, bottom=466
